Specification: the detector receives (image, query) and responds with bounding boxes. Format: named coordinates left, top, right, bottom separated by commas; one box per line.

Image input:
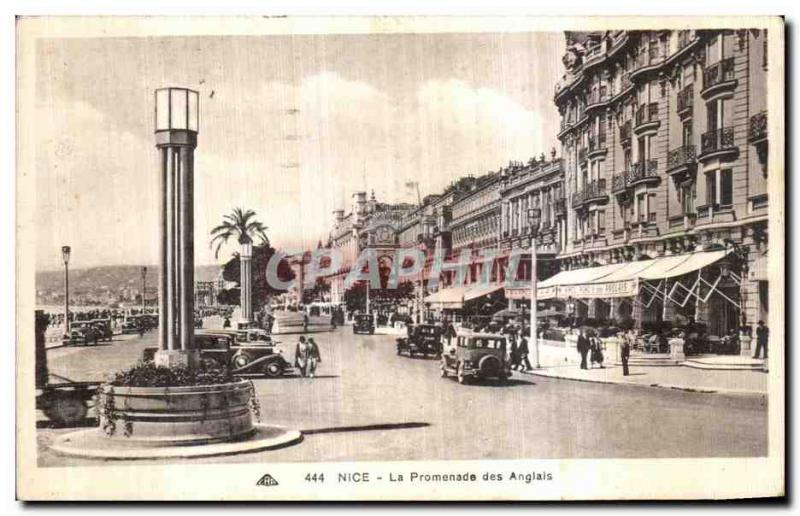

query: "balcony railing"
left=700, top=127, right=735, bottom=155
left=629, top=159, right=658, bottom=184
left=635, top=102, right=659, bottom=127
left=587, top=86, right=608, bottom=107
left=572, top=179, right=608, bottom=207
left=584, top=44, right=605, bottom=66
left=588, top=134, right=607, bottom=155
left=619, top=120, right=631, bottom=144
left=677, top=84, right=693, bottom=115
left=748, top=112, right=767, bottom=143
left=612, top=172, right=629, bottom=192
left=703, top=57, right=736, bottom=91
left=667, top=145, right=696, bottom=171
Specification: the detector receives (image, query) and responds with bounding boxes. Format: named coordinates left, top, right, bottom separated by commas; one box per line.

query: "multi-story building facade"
left=499, top=152, right=565, bottom=306
left=553, top=29, right=769, bottom=346
left=323, top=191, right=415, bottom=305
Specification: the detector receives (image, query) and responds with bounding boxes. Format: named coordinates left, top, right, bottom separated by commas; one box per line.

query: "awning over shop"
left=423, top=285, right=470, bottom=308
left=748, top=251, right=768, bottom=281
left=424, top=283, right=504, bottom=309
left=638, top=249, right=729, bottom=280
left=464, top=283, right=503, bottom=302
left=537, top=250, right=731, bottom=300
left=536, top=263, right=628, bottom=300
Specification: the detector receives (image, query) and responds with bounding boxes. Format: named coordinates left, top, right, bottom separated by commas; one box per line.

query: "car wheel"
left=231, top=353, right=252, bottom=371
left=457, top=362, right=466, bottom=384
left=369, top=329, right=374, bottom=335
left=264, top=360, right=283, bottom=378
left=44, top=392, right=87, bottom=426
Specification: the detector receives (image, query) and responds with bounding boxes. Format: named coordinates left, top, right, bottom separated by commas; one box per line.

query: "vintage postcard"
left=16, top=16, right=784, bottom=501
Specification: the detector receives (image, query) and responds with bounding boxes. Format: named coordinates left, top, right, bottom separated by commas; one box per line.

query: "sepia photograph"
left=14, top=15, right=785, bottom=501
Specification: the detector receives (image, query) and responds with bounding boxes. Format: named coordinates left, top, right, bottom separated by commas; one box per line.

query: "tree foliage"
left=209, top=207, right=269, bottom=259
left=216, top=243, right=295, bottom=308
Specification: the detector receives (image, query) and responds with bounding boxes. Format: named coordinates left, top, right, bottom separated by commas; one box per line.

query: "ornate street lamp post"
left=61, top=245, right=71, bottom=334
left=154, top=87, right=199, bottom=367
left=527, top=208, right=541, bottom=369
left=240, top=238, right=253, bottom=325
left=141, top=266, right=147, bottom=313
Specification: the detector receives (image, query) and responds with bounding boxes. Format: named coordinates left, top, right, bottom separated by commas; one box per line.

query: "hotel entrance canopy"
left=535, top=250, right=731, bottom=300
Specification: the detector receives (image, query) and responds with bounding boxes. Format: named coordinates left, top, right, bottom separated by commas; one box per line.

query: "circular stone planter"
left=97, top=379, right=254, bottom=445
left=50, top=379, right=303, bottom=459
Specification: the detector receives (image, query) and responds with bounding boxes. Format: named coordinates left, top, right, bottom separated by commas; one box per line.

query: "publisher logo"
left=257, top=474, right=279, bottom=487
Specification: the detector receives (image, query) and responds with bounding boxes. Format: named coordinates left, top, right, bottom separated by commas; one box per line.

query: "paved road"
left=37, top=321, right=767, bottom=466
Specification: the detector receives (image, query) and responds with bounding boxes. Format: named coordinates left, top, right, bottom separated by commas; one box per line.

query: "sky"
left=34, top=32, right=564, bottom=271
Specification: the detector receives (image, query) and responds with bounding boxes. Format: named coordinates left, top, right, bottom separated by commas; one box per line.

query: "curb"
left=522, top=370, right=766, bottom=396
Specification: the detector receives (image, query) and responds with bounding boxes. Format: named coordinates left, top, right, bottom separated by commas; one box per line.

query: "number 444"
left=305, top=473, right=325, bottom=483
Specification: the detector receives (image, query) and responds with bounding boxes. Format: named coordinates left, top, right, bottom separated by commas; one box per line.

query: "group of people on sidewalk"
left=576, top=329, right=606, bottom=371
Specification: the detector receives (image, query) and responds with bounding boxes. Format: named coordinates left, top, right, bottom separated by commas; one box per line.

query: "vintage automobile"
left=142, top=330, right=292, bottom=378
left=396, top=324, right=442, bottom=357
left=61, top=321, right=100, bottom=346
left=353, top=314, right=375, bottom=335
left=120, top=316, right=143, bottom=334
left=232, top=328, right=274, bottom=344
left=89, top=318, right=114, bottom=342
left=440, top=333, right=512, bottom=384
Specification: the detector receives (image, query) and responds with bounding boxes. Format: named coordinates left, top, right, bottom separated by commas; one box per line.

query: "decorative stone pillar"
left=154, top=87, right=200, bottom=368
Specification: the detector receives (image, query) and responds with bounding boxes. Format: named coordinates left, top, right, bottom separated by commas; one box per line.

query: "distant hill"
left=36, top=264, right=221, bottom=298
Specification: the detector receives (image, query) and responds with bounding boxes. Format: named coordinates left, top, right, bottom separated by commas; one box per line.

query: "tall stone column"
left=240, top=241, right=253, bottom=325
left=154, top=87, right=199, bottom=368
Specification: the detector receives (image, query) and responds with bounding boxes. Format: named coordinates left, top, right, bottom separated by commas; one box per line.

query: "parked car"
left=440, top=333, right=512, bottom=384
left=120, top=317, right=142, bottom=334
left=396, top=324, right=442, bottom=357
left=142, top=330, right=292, bottom=378
left=353, top=314, right=375, bottom=335
left=89, top=318, right=114, bottom=342
left=61, top=322, right=100, bottom=346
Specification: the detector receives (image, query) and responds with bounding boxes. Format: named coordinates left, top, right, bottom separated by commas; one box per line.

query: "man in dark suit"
left=620, top=333, right=631, bottom=376
left=754, top=320, right=769, bottom=359
left=577, top=330, right=590, bottom=370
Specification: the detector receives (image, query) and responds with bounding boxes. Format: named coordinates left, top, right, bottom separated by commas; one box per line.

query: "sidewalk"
left=523, top=343, right=767, bottom=395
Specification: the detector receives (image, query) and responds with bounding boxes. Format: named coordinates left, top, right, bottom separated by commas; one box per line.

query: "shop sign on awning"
left=535, top=250, right=731, bottom=300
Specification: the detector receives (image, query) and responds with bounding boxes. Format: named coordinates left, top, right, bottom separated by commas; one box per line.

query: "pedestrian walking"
left=591, top=333, right=604, bottom=369
left=508, top=332, right=520, bottom=371
left=517, top=333, right=533, bottom=372
left=223, top=316, right=231, bottom=328
left=754, top=320, right=769, bottom=359
left=295, top=336, right=321, bottom=378
left=330, top=311, right=337, bottom=330
left=303, top=313, right=309, bottom=333
left=620, top=332, right=631, bottom=376
left=577, top=330, right=590, bottom=370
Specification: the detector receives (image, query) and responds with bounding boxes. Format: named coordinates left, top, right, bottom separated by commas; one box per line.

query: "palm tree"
left=209, top=207, right=269, bottom=259
left=210, top=208, right=269, bottom=322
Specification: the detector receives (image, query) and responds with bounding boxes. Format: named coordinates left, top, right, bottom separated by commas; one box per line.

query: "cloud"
left=35, top=70, right=555, bottom=269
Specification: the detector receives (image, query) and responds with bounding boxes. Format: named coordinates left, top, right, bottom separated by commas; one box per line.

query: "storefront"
left=533, top=249, right=750, bottom=354
left=424, top=283, right=505, bottom=323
